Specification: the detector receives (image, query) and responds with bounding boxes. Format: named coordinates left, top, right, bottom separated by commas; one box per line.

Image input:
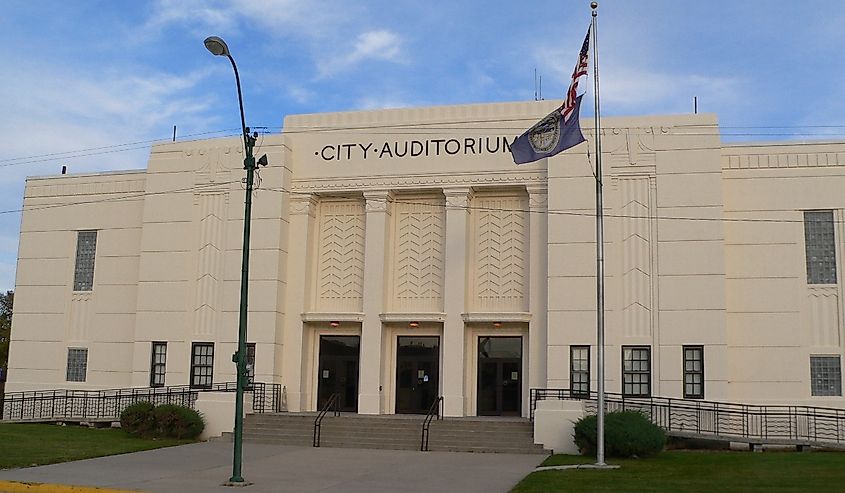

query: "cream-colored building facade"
left=8, top=100, right=845, bottom=417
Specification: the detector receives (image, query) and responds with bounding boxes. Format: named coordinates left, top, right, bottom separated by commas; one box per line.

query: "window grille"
left=622, top=346, right=651, bottom=397
left=683, top=346, right=704, bottom=399
left=804, top=211, right=837, bottom=284
left=570, top=345, right=590, bottom=396
left=66, top=348, right=88, bottom=382
left=811, top=356, right=842, bottom=396
left=73, top=231, right=97, bottom=291
left=190, top=343, right=214, bottom=389
left=150, top=342, right=167, bottom=387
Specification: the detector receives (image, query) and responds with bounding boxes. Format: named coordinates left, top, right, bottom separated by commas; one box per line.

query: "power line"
left=2, top=120, right=845, bottom=170
left=1, top=178, right=825, bottom=227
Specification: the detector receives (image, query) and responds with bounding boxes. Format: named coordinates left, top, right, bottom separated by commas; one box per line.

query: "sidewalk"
left=0, top=441, right=544, bottom=493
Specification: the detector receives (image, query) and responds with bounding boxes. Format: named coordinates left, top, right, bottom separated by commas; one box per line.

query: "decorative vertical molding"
left=620, top=176, right=653, bottom=337
left=290, top=193, right=318, bottom=217
left=473, top=193, right=527, bottom=312
left=392, top=196, right=445, bottom=312
left=193, top=192, right=227, bottom=337
left=809, top=287, right=841, bottom=347
left=527, top=185, right=548, bottom=389
left=67, top=293, right=92, bottom=342
left=315, top=199, right=366, bottom=312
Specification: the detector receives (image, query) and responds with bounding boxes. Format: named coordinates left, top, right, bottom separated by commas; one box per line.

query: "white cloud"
left=355, top=95, right=415, bottom=110
left=141, top=0, right=352, bottom=41
left=317, top=30, right=405, bottom=78
left=532, top=45, right=743, bottom=115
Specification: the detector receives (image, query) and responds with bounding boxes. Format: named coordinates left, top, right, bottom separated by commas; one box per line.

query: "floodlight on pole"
left=204, top=34, right=256, bottom=487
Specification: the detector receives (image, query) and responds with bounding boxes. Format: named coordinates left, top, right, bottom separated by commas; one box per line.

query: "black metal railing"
left=313, top=393, right=340, bottom=447
left=530, top=388, right=845, bottom=447
left=1, top=382, right=284, bottom=422
left=420, top=396, right=444, bottom=452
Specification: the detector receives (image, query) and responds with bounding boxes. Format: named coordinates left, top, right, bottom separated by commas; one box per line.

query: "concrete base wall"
left=195, top=392, right=254, bottom=440
left=533, top=399, right=584, bottom=454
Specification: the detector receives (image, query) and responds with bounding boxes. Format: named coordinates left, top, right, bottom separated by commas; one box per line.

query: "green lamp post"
left=204, top=35, right=258, bottom=485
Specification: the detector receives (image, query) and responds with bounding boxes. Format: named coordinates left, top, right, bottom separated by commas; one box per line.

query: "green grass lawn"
left=512, top=450, right=845, bottom=493
left=0, top=423, right=193, bottom=469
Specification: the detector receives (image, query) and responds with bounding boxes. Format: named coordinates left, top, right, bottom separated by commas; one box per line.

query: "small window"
left=66, top=348, right=88, bottom=382
left=246, top=343, right=256, bottom=389
left=622, top=346, right=650, bottom=397
left=73, top=231, right=97, bottom=291
left=804, top=211, right=837, bottom=284
left=150, top=342, right=167, bottom=387
left=683, top=346, right=704, bottom=399
left=811, top=356, right=842, bottom=396
left=190, top=342, right=214, bottom=389
left=570, top=346, right=590, bottom=397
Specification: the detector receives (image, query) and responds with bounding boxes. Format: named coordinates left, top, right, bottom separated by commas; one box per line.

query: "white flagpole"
left=590, top=1, right=607, bottom=467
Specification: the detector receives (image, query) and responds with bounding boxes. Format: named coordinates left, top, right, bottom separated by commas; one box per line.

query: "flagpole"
left=590, top=1, right=607, bottom=467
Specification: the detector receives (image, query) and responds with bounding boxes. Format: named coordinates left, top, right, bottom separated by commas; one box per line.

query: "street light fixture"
left=204, top=34, right=261, bottom=486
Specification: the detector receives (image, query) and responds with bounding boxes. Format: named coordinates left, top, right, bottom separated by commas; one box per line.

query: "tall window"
left=683, top=346, right=704, bottom=399
left=190, top=343, right=214, bottom=389
left=810, top=356, right=842, bottom=396
left=66, top=348, right=88, bottom=382
left=73, top=231, right=97, bottom=291
left=622, top=346, right=651, bottom=397
left=150, top=342, right=167, bottom=387
left=804, top=211, right=837, bottom=284
left=246, top=343, right=256, bottom=389
left=570, top=346, right=590, bottom=397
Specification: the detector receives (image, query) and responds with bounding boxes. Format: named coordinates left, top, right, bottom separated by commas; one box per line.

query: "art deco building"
left=7, top=100, right=845, bottom=417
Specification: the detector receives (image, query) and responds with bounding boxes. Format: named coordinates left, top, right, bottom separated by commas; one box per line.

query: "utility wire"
left=3, top=121, right=845, bottom=169
left=0, top=177, right=826, bottom=227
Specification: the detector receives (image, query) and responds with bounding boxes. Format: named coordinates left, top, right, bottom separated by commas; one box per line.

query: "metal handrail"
left=2, top=381, right=284, bottom=422
left=313, top=393, right=341, bottom=447
left=530, top=388, right=845, bottom=447
left=420, top=396, right=444, bottom=452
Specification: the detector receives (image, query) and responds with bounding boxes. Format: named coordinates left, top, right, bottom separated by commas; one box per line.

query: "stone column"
left=282, top=193, right=317, bottom=411
left=359, top=190, right=392, bottom=414
left=442, top=187, right=472, bottom=417
left=527, top=186, right=549, bottom=390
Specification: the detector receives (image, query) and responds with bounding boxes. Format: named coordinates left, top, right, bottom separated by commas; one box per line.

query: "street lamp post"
left=204, top=35, right=256, bottom=485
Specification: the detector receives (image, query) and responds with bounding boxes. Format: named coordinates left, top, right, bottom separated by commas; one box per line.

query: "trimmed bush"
left=120, top=401, right=156, bottom=437
left=153, top=404, right=205, bottom=440
left=574, top=410, right=665, bottom=458
left=120, top=402, right=204, bottom=440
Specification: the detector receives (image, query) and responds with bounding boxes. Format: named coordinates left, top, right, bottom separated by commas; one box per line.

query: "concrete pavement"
left=0, top=441, right=545, bottom=493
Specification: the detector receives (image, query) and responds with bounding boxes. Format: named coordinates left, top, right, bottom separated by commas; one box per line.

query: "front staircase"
left=242, top=413, right=549, bottom=454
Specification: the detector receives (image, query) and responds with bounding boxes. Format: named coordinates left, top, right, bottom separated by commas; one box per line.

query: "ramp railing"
left=2, top=382, right=283, bottom=422
left=530, top=388, right=845, bottom=447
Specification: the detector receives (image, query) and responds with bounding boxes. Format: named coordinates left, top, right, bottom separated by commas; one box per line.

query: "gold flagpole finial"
left=591, top=2, right=598, bottom=10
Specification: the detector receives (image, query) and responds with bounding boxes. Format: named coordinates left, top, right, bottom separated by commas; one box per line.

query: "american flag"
left=561, top=27, right=591, bottom=122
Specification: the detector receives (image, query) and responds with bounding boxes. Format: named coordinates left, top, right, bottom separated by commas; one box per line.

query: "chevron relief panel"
left=809, top=287, right=840, bottom=347
left=194, top=193, right=226, bottom=336
left=474, top=195, right=527, bottom=311
left=392, top=197, right=445, bottom=312
left=620, top=177, right=653, bottom=337
left=316, top=200, right=365, bottom=312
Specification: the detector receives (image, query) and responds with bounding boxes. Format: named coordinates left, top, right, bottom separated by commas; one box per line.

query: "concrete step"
left=242, top=413, right=549, bottom=455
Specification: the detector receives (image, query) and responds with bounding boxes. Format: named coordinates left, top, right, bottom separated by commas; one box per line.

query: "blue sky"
left=1, top=0, right=844, bottom=292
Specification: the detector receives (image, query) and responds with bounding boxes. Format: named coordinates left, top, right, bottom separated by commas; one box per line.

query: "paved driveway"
left=0, top=441, right=544, bottom=493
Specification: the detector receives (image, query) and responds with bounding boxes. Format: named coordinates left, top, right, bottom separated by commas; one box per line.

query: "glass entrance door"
left=395, top=336, right=440, bottom=414
left=477, top=336, right=522, bottom=416
left=317, top=335, right=360, bottom=412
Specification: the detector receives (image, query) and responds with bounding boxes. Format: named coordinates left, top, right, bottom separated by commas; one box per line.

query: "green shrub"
left=120, top=401, right=156, bottom=437
left=574, top=410, right=665, bottom=458
left=153, top=404, right=205, bottom=439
